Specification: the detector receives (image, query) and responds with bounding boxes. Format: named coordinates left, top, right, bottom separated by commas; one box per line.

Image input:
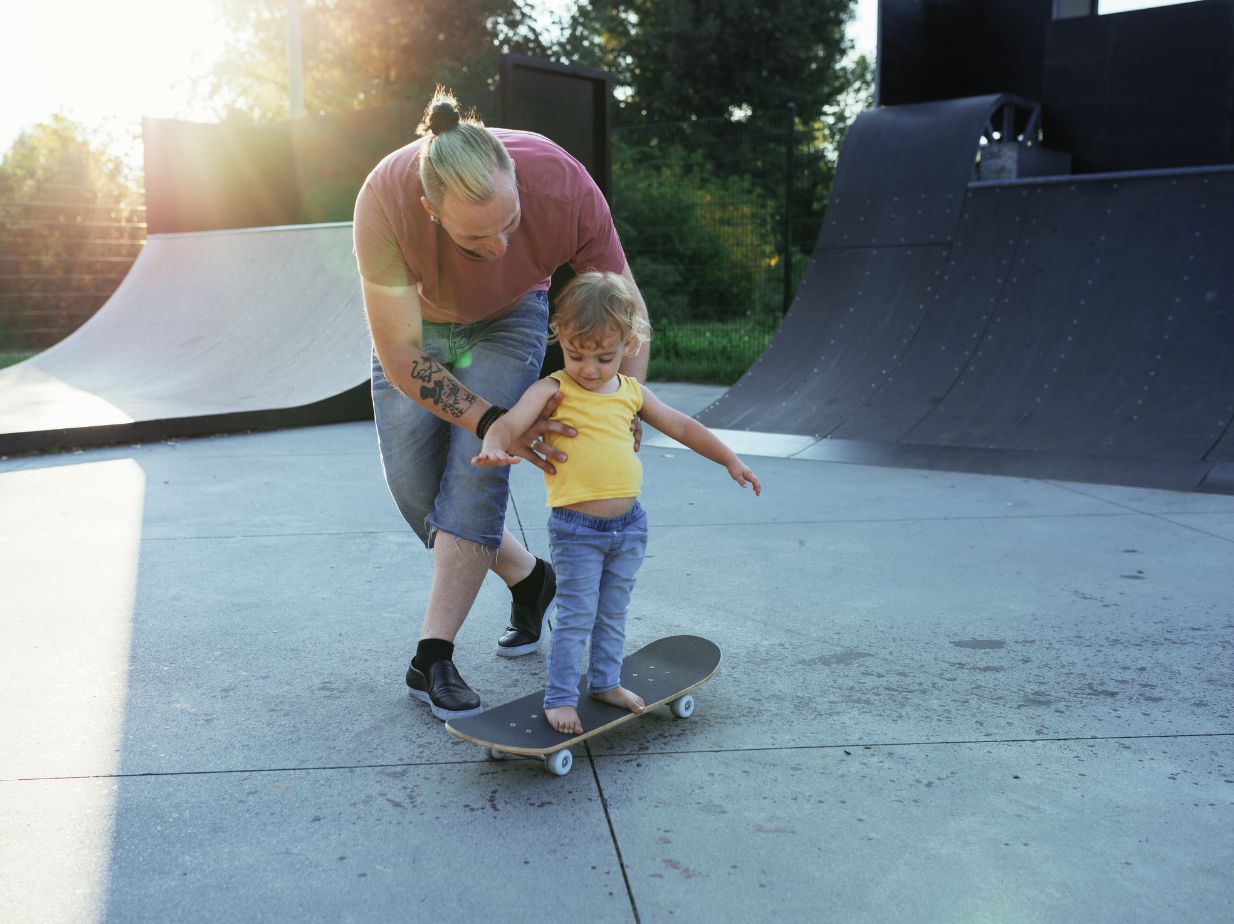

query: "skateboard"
left=446, top=635, right=721, bottom=776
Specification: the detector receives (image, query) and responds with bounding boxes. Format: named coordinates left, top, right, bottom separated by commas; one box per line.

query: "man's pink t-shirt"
left=353, top=129, right=626, bottom=324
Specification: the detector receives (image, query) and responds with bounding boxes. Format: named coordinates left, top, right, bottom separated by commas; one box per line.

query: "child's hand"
left=471, top=445, right=521, bottom=467
left=728, top=461, right=761, bottom=496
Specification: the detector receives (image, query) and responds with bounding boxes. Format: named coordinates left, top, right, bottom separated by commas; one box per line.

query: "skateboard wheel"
left=483, top=747, right=508, bottom=761
left=670, top=694, right=695, bottom=719
left=545, top=749, right=573, bottom=776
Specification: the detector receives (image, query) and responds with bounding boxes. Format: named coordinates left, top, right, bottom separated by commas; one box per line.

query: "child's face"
left=560, top=327, right=629, bottom=392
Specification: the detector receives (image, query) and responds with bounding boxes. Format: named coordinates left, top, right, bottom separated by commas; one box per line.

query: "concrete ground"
left=2, top=383, right=1231, bottom=923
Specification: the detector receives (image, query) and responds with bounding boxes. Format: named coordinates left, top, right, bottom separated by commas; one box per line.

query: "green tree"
left=557, top=0, right=858, bottom=126
left=0, top=117, right=143, bottom=351
left=199, top=0, right=548, bottom=122
left=0, top=118, right=137, bottom=197
left=542, top=1, right=873, bottom=382
left=611, top=139, right=780, bottom=318
left=555, top=0, right=872, bottom=257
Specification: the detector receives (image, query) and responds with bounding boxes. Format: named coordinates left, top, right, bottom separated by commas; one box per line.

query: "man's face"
left=423, top=174, right=521, bottom=261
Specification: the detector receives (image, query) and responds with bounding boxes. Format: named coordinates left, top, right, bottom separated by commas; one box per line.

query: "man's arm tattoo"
left=409, top=355, right=479, bottom=418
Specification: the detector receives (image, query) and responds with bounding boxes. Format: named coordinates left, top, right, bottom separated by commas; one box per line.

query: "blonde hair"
left=551, top=271, right=651, bottom=354
left=416, top=88, right=515, bottom=207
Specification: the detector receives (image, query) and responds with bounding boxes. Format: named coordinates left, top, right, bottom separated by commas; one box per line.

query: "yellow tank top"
left=543, top=371, right=644, bottom=507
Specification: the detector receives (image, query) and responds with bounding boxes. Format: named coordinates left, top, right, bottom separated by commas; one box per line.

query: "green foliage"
left=0, top=117, right=144, bottom=350
left=612, top=138, right=783, bottom=323
left=0, top=115, right=137, bottom=202
left=609, top=131, right=816, bottom=384
left=559, top=0, right=857, bottom=126
left=0, top=350, right=35, bottom=370
left=556, top=0, right=871, bottom=297
left=573, top=0, right=874, bottom=382
left=647, top=319, right=780, bottom=385
left=199, top=0, right=548, bottom=122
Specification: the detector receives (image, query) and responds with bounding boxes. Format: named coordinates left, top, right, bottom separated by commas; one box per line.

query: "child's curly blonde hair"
left=550, top=271, right=652, bottom=353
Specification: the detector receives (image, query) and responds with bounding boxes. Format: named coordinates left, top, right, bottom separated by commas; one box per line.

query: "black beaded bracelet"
left=475, top=405, right=508, bottom=440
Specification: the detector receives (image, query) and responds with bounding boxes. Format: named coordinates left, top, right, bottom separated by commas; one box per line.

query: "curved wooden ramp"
left=0, top=223, right=371, bottom=454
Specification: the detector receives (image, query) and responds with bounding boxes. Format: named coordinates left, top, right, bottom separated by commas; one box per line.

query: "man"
left=353, top=90, right=650, bottom=720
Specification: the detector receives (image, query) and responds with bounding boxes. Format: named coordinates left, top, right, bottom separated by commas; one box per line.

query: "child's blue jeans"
left=544, top=502, right=648, bottom=710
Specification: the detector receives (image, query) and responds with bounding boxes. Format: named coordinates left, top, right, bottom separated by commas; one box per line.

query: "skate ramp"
left=0, top=223, right=372, bottom=454
left=697, top=95, right=1234, bottom=493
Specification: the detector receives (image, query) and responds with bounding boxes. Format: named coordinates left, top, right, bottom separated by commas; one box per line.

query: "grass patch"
left=0, top=319, right=783, bottom=383
left=646, top=318, right=778, bottom=385
left=0, top=350, right=35, bottom=370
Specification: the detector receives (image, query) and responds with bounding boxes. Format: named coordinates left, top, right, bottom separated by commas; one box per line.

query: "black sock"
left=413, top=638, right=454, bottom=672
left=510, top=559, right=546, bottom=606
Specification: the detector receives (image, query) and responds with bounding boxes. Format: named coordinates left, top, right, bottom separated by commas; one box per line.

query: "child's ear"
left=624, top=336, right=639, bottom=355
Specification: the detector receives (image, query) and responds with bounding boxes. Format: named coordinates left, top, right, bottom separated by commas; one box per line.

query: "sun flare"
left=2, top=0, right=228, bottom=162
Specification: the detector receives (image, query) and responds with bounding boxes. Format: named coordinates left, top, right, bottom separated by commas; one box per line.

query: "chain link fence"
left=613, top=110, right=824, bottom=383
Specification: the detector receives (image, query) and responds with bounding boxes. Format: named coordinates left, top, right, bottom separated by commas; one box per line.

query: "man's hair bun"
left=426, top=101, right=460, bottom=135
left=415, top=88, right=513, bottom=207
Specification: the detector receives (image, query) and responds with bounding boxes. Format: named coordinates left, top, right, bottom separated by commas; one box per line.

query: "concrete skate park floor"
left=2, top=383, right=1230, bottom=922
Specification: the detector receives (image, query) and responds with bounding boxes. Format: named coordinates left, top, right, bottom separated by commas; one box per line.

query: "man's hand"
left=630, top=415, right=643, bottom=452
left=509, top=389, right=575, bottom=475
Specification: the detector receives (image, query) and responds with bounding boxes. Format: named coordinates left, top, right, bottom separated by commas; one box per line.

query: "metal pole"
left=782, top=101, right=796, bottom=314
left=287, top=0, right=305, bottom=119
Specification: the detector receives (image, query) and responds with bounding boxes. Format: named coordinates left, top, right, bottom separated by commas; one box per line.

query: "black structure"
left=877, top=0, right=1234, bottom=173
left=699, top=90, right=1234, bottom=493
left=496, top=53, right=615, bottom=375
left=143, top=117, right=300, bottom=234
left=499, top=54, right=613, bottom=199
left=143, top=101, right=432, bottom=234
left=1042, top=1, right=1234, bottom=172
left=877, top=0, right=1053, bottom=107
left=696, top=2, right=1234, bottom=493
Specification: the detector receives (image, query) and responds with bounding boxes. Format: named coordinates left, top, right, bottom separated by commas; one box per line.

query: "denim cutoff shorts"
left=371, top=290, right=549, bottom=548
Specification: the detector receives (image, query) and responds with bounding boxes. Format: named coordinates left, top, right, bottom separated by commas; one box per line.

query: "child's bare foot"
left=545, top=705, right=582, bottom=735
left=591, top=686, right=646, bottom=714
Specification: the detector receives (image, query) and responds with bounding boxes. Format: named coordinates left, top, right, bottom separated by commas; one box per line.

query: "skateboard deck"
left=446, top=635, right=720, bottom=775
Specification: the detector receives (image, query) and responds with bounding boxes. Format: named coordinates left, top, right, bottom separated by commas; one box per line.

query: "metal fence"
left=0, top=191, right=146, bottom=355
left=612, top=109, right=821, bottom=382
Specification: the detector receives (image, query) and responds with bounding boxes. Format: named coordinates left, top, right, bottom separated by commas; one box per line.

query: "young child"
left=472, top=271, right=761, bottom=734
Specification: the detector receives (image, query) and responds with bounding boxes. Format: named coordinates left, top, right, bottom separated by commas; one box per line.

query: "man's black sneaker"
left=497, top=560, right=557, bottom=657
left=405, top=658, right=483, bottom=721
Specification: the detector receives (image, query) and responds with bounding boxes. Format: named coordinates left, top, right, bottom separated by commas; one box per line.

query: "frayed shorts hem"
left=423, top=517, right=503, bottom=552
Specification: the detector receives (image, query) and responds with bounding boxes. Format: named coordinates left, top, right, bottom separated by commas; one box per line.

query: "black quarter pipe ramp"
left=698, top=95, right=1234, bottom=493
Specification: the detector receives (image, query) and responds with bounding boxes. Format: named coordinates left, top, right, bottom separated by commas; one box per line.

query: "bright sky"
left=0, top=0, right=1195, bottom=169
left=0, top=0, right=228, bottom=164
